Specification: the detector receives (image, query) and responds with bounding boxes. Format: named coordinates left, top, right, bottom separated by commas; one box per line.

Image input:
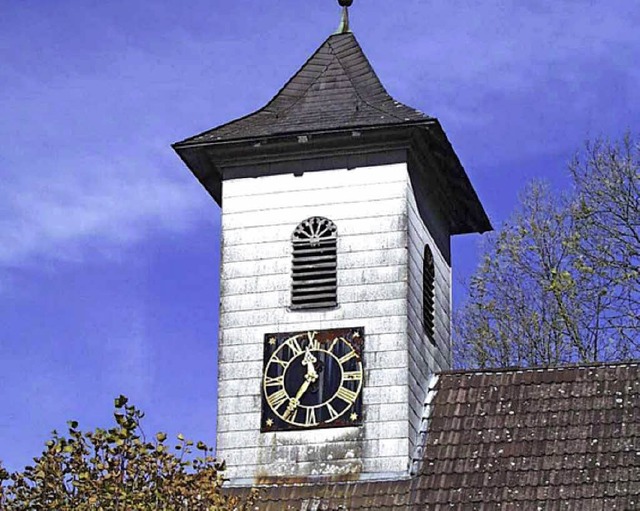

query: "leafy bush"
left=0, top=396, right=255, bottom=510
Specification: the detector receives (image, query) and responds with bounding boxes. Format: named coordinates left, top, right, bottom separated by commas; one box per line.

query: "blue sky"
left=1, top=0, right=638, bottom=471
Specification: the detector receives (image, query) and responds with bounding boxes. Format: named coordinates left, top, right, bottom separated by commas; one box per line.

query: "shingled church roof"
left=175, top=33, right=431, bottom=145
left=229, top=362, right=640, bottom=510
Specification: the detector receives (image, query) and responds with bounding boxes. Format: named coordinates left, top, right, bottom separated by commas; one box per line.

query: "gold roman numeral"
left=326, top=402, right=339, bottom=420
left=343, top=369, right=363, bottom=381
left=307, top=331, right=321, bottom=351
left=287, top=337, right=303, bottom=356
left=336, top=386, right=358, bottom=404
left=338, top=350, right=358, bottom=364
left=328, top=337, right=340, bottom=353
left=305, top=407, right=317, bottom=427
left=271, top=356, right=289, bottom=369
left=266, top=389, right=288, bottom=410
left=264, top=375, right=284, bottom=388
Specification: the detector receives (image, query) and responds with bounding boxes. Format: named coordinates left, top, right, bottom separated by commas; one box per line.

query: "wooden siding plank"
left=220, top=262, right=408, bottom=295
left=221, top=282, right=407, bottom=313
left=222, top=219, right=407, bottom=247
left=222, top=237, right=406, bottom=264
left=222, top=197, right=405, bottom=230
left=224, top=180, right=406, bottom=214
left=220, top=317, right=407, bottom=344
left=223, top=321, right=406, bottom=346
left=220, top=298, right=408, bottom=329
left=221, top=243, right=407, bottom=280
left=223, top=164, right=407, bottom=198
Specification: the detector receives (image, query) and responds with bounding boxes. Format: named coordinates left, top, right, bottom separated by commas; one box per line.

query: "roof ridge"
left=270, top=37, right=343, bottom=121
left=327, top=35, right=429, bottom=123
left=247, top=475, right=412, bottom=490
left=326, top=36, right=407, bottom=124
left=439, top=359, right=640, bottom=377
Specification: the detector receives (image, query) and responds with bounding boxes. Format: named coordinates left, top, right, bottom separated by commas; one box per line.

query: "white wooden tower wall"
left=406, top=178, right=451, bottom=455
left=216, top=163, right=452, bottom=484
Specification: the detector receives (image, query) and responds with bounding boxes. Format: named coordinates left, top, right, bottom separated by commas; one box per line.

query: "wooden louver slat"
left=291, top=217, right=338, bottom=310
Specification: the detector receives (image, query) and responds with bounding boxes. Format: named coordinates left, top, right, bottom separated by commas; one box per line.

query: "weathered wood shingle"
left=229, top=362, right=640, bottom=510
left=176, top=33, right=431, bottom=145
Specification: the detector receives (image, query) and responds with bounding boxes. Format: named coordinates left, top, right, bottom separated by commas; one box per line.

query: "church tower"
left=173, top=2, right=490, bottom=486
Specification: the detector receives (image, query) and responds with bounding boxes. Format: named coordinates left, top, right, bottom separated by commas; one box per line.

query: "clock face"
left=261, top=328, right=364, bottom=431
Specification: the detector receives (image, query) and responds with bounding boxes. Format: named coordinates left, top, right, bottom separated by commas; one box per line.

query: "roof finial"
left=336, top=0, right=353, bottom=34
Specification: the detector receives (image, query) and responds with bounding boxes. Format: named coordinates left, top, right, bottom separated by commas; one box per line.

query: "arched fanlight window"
left=291, top=217, right=338, bottom=310
left=423, top=245, right=436, bottom=342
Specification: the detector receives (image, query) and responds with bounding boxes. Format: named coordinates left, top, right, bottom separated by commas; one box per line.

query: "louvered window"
left=291, top=217, right=338, bottom=310
left=423, top=245, right=436, bottom=343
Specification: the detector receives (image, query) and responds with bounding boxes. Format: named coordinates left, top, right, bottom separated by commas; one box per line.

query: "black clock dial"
left=261, top=328, right=364, bottom=431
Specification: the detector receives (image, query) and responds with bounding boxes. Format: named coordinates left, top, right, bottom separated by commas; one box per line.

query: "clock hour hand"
left=283, top=348, right=318, bottom=420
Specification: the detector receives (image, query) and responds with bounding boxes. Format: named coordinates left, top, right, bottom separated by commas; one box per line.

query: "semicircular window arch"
left=291, top=217, right=338, bottom=310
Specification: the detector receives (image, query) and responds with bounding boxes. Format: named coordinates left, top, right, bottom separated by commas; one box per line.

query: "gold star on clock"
left=268, top=337, right=277, bottom=346
left=350, top=412, right=358, bottom=422
left=352, top=331, right=360, bottom=339
left=266, top=418, right=274, bottom=427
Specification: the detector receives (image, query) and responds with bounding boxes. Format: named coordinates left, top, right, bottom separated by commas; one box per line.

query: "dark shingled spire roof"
left=177, top=33, right=432, bottom=145
left=173, top=26, right=492, bottom=235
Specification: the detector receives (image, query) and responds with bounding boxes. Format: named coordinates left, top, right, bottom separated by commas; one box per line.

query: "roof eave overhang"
left=172, top=121, right=492, bottom=235
left=409, top=121, right=493, bottom=235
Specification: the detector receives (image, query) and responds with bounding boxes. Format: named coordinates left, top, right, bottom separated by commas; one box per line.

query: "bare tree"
left=455, top=136, right=640, bottom=369
left=571, top=136, right=640, bottom=356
